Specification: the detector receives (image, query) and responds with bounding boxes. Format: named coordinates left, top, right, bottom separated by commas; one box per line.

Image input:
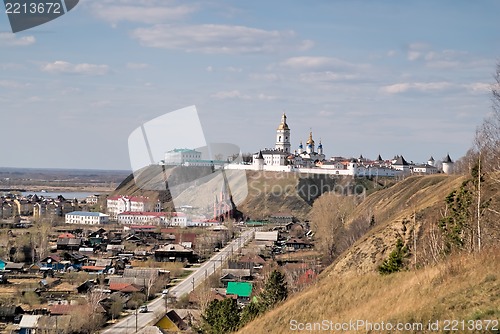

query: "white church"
left=251, top=113, right=325, bottom=169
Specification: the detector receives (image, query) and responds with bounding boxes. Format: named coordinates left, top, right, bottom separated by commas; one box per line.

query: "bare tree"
left=69, top=289, right=107, bottom=333
left=467, top=62, right=500, bottom=252
left=475, top=62, right=500, bottom=176
left=31, top=218, right=53, bottom=262
left=145, top=269, right=160, bottom=300
left=310, top=193, right=357, bottom=264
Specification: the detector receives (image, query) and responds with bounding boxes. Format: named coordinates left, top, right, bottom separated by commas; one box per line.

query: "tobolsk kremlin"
left=164, top=113, right=455, bottom=177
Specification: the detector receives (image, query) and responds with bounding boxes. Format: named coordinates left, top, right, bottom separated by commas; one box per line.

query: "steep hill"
left=328, top=175, right=467, bottom=274
left=239, top=248, right=500, bottom=334
left=239, top=174, right=500, bottom=333
left=111, top=166, right=379, bottom=220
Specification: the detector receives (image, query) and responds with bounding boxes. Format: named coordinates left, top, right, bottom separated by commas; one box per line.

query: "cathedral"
left=213, top=175, right=234, bottom=221
left=252, top=113, right=325, bottom=168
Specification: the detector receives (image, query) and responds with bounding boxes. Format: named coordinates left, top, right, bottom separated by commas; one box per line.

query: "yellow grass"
left=239, top=248, right=500, bottom=334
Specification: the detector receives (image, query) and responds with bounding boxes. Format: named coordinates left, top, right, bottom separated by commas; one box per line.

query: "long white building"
left=117, top=211, right=188, bottom=226
left=65, top=211, right=109, bottom=225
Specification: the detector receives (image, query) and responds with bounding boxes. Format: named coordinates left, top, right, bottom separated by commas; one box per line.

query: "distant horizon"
left=0, top=166, right=132, bottom=173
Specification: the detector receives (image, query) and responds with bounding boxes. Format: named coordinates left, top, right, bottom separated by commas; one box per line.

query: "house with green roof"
left=226, top=281, right=252, bottom=303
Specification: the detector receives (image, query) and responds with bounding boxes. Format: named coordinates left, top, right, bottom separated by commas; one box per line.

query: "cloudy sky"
left=1, top=0, right=499, bottom=170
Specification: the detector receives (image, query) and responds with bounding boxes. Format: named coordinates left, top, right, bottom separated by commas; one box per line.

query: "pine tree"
left=240, top=300, right=260, bottom=327
left=202, top=298, right=241, bottom=334
left=260, top=270, right=288, bottom=311
left=378, top=238, right=408, bottom=275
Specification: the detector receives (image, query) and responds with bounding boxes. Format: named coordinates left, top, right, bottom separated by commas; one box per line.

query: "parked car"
left=139, top=305, right=148, bottom=313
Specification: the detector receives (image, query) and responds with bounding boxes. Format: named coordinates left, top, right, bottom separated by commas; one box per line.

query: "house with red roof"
left=109, top=282, right=142, bottom=293
left=297, top=268, right=317, bottom=286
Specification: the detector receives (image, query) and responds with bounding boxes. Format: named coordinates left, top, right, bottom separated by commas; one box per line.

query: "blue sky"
left=1, top=0, right=499, bottom=170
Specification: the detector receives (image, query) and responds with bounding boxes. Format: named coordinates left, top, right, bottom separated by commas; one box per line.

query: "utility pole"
left=135, top=307, right=138, bottom=333
left=165, top=292, right=169, bottom=312
left=191, top=277, right=195, bottom=292
left=477, top=152, right=482, bottom=252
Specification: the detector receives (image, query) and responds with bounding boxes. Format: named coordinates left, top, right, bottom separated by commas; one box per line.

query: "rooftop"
left=66, top=211, right=108, bottom=217
left=226, top=281, right=252, bottom=298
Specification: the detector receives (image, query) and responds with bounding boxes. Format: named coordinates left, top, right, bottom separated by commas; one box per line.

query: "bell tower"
left=275, top=113, right=291, bottom=153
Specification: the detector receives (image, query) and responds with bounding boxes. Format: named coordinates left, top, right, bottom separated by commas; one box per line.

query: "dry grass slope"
left=239, top=248, right=500, bottom=334
left=328, top=175, right=467, bottom=274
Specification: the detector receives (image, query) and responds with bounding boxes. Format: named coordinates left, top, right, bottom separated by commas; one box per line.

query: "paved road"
left=102, top=229, right=254, bottom=333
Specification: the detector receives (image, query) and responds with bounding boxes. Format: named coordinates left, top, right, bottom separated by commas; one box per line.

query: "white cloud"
left=387, top=50, right=397, bottom=57
left=318, top=110, right=335, bottom=117
left=299, top=71, right=359, bottom=83
left=90, top=100, right=112, bottom=108
left=257, top=93, right=277, bottom=101
left=249, top=73, right=280, bottom=81
left=380, top=83, right=411, bottom=94
left=299, top=39, right=315, bottom=51
left=41, top=61, right=110, bottom=75
left=464, top=82, right=491, bottom=94
left=413, top=82, right=452, bottom=91
left=381, top=81, right=452, bottom=94
left=88, top=0, right=196, bottom=24
left=0, top=33, right=35, bottom=46
left=406, top=42, right=430, bottom=61
left=382, top=81, right=496, bottom=95
left=206, top=66, right=214, bottom=72
left=281, top=56, right=340, bottom=70
left=210, top=90, right=275, bottom=100
left=279, top=56, right=367, bottom=72
left=211, top=90, right=250, bottom=100
left=407, top=51, right=422, bottom=61
left=0, top=63, right=25, bottom=70
left=126, top=62, right=149, bottom=69
left=408, top=42, right=430, bottom=50
left=131, top=24, right=312, bottom=54
left=0, top=80, right=30, bottom=89
left=226, top=66, right=243, bottom=73
left=424, top=49, right=470, bottom=69
left=405, top=43, right=487, bottom=71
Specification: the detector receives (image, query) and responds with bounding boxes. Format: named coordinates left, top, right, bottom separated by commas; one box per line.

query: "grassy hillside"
left=239, top=173, right=500, bottom=333
left=239, top=248, right=500, bottom=334
left=328, top=175, right=467, bottom=274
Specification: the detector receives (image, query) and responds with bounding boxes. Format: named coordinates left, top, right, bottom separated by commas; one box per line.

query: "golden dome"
left=277, top=112, right=290, bottom=130
left=306, top=131, right=315, bottom=145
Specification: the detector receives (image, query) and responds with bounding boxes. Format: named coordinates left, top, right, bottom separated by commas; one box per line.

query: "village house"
left=154, top=244, right=196, bottom=263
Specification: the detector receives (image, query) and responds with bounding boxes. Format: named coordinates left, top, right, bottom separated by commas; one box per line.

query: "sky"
left=1, top=0, right=500, bottom=170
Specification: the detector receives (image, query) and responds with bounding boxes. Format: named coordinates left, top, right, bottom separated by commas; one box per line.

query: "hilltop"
left=110, top=166, right=382, bottom=220
left=238, top=174, right=500, bottom=333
